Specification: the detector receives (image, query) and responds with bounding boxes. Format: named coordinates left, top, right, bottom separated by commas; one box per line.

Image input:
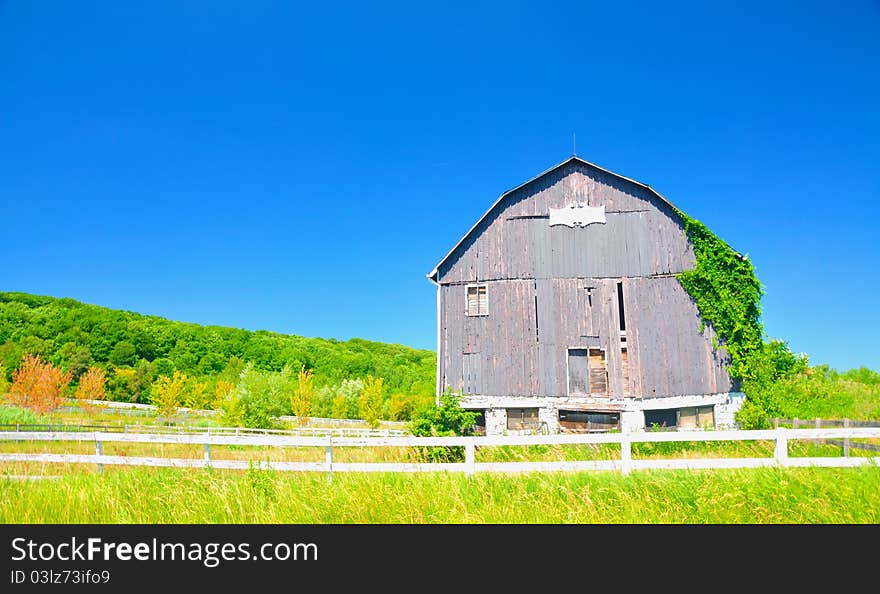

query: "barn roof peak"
left=426, top=155, right=683, bottom=282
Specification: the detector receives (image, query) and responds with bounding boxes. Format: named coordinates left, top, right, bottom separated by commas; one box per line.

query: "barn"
left=426, top=156, right=745, bottom=435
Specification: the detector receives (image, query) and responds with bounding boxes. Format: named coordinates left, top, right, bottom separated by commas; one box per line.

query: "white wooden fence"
left=0, top=423, right=407, bottom=438
left=0, top=427, right=878, bottom=477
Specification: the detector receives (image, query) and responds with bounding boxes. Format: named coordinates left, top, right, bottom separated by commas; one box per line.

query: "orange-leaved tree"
left=9, top=353, right=72, bottom=415
left=74, top=366, right=107, bottom=416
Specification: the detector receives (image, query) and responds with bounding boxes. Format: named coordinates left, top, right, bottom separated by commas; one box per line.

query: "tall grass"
left=1, top=465, right=877, bottom=523
left=0, top=405, right=43, bottom=425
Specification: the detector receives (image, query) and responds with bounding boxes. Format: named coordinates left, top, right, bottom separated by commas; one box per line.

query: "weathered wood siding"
left=437, top=161, right=694, bottom=284
left=436, top=160, right=732, bottom=400
left=439, top=277, right=730, bottom=399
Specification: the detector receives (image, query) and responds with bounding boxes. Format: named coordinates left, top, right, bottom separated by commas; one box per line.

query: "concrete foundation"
left=485, top=408, right=507, bottom=435
left=464, top=392, right=747, bottom=435
left=714, top=392, right=745, bottom=429
left=620, top=410, right=645, bottom=433
left=538, top=407, right=558, bottom=434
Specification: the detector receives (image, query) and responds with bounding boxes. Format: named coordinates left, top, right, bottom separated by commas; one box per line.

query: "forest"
left=0, top=292, right=436, bottom=426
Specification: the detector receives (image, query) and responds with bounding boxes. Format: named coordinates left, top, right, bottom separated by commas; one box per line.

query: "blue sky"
left=1, top=1, right=878, bottom=371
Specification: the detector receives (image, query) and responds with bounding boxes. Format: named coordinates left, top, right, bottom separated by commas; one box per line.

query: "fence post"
left=620, top=434, right=632, bottom=475
left=843, top=418, right=850, bottom=457
left=813, top=418, right=820, bottom=445
left=465, top=440, right=476, bottom=477
left=774, top=427, right=788, bottom=467
left=203, top=443, right=211, bottom=464
left=325, top=438, right=333, bottom=483
left=773, top=418, right=778, bottom=429
left=793, top=418, right=799, bottom=430
left=95, top=439, right=104, bottom=473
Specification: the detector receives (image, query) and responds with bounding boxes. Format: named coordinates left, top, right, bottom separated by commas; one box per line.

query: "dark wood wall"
left=436, top=160, right=732, bottom=400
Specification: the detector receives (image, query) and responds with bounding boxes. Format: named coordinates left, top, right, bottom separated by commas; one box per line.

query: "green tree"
left=0, top=341, right=23, bottom=379
left=153, top=357, right=175, bottom=378
left=0, top=362, right=8, bottom=398
left=389, top=391, right=434, bottom=421
left=151, top=371, right=187, bottom=422
left=234, top=364, right=289, bottom=429
left=331, top=394, right=348, bottom=419
left=289, top=366, right=314, bottom=425
left=358, top=375, right=385, bottom=429
left=131, top=359, right=156, bottom=403
left=109, top=340, right=138, bottom=367
left=213, top=380, right=243, bottom=426
left=68, top=346, right=93, bottom=381
left=183, top=378, right=212, bottom=410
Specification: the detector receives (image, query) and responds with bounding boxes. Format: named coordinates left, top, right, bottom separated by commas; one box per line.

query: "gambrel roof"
left=427, top=155, right=687, bottom=282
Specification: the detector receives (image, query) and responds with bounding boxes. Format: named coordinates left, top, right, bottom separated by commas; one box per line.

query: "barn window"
left=645, top=408, right=677, bottom=429
left=645, top=406, right=715, bottom=429
left=507, top=408, right=538, bottom=431
left=465, top=284, right=488, bottom=316
left=567, top=348, right=589, bottom=396
left=469, top=410, right=486, bottom=436
left=558, top=410, right=620, bottom=433
left=677, top=406, right=715, bottom=429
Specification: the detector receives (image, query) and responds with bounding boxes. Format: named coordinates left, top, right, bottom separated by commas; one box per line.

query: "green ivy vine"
left=674, top=210, right=764, bottom=383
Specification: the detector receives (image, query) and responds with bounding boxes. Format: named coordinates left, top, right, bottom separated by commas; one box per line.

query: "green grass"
left=1, top=465, right=877, bottom=523
left=0, top=405, right=45, bottom=425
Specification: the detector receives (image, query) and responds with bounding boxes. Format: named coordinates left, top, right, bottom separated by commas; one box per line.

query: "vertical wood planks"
left=435, top=160, right=733, bottom=402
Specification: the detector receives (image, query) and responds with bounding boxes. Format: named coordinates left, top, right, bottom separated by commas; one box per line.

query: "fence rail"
left=57, top=399, right=409, bottom=430
left=771, top=418, right=880, bottom=454
left=0, top=427, right=877, bottom=477
left=773, top=418, right=880, bottom=428
left=0, top=423, right=407, bottom=438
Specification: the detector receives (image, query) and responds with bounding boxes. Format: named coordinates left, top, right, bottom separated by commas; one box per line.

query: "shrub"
left=410, top=389, right=477, bottom=462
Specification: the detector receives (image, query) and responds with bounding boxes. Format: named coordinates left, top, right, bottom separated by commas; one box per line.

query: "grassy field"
left=1, top=465, right=877, bottom=523
left=1, top=404, right=876, bottom=524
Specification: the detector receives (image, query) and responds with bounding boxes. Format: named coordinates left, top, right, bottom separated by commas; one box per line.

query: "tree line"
left=0, top=292, right=437, bottom=427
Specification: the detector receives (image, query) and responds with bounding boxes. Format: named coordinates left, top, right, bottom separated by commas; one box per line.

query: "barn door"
left=589, top=348, right=608, bottom=396
left=567, top=349, right=589, bottom=396
left=462, top=352, right=482, bottom=395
